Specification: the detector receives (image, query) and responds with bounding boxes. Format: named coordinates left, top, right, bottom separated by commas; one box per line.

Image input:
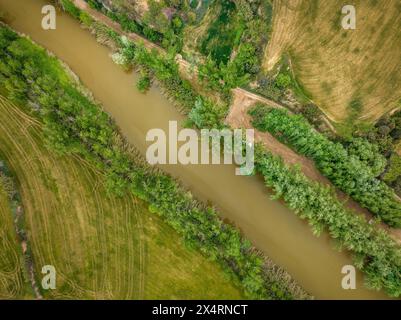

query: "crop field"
left=0, top=95, right=244, bottom=299
left=263, top=0, right=401, bottom=127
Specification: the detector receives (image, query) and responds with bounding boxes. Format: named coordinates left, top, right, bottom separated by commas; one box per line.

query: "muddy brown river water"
left=0, top=0, right=391, bottom=299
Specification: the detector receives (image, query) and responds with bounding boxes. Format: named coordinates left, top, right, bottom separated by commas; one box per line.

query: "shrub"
left=384, top=154, right=401, bottom=184
left=136, top=72, right=151, bottom=93
left=275, top=73, right=291, bottom=89
left=347, top=137, right=386, bottom=177
left=60, top=0, right=81, bottom=19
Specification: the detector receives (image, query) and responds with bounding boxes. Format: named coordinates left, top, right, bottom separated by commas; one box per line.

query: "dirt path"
left=226, top=90, right=401, bottom=243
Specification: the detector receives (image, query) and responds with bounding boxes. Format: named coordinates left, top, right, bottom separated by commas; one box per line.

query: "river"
left=0, top=0, right=390, bottom=299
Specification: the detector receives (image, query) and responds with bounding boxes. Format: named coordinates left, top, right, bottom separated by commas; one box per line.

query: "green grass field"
left=0, top=94, right=244, bottom=299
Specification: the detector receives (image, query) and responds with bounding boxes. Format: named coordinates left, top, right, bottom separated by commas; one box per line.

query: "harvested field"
left=263, top=0, right=401, bottom=125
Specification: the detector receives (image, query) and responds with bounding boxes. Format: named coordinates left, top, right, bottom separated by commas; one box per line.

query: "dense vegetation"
left=197, top=0, right=272, bottom=92
left=365, top=107, right=401, bottom=156
left=0, top=24, right=308, bottom=299
left=200, top=0, right=241, bottom=65
left=384, top=154, right=401, bottom=193
left=249, top=105, right=401, bottom=228
left=254, top=145, right=401, bottom=297
left=87, top=0, right=272, bottom=94
left=361, top=107, right=401, bottom=195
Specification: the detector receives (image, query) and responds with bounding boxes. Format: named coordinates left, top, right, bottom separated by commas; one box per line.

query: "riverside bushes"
left=254, top=145, right=401, bottom=297
left=0, top=25, right=309, bottom=300
left=85, top=0, right=179, bottom=50
left=249, top=105, right=401, bottom=228
left=109, top=33, right=226, bottom=125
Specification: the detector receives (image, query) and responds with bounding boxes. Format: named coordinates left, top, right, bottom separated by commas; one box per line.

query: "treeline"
left=0, top=25, right=310, bottom=299
left=254, top=145, right=401, bottom=297
left=249, top=105, right=401, bottom=228
left=361, top=106, right=401, bottom=195
left=363, top=105, right=401, bottom=156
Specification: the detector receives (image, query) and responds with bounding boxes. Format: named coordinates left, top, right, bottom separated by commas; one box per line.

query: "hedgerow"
left=254, top=146, right=401, bottom=297
left=249, top=105, right=401, bottom=228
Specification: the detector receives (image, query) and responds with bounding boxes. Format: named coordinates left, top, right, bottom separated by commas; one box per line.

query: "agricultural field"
left=263, top=0, right=401, bottom=127
left=0, top=95, right=244, bottom=299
